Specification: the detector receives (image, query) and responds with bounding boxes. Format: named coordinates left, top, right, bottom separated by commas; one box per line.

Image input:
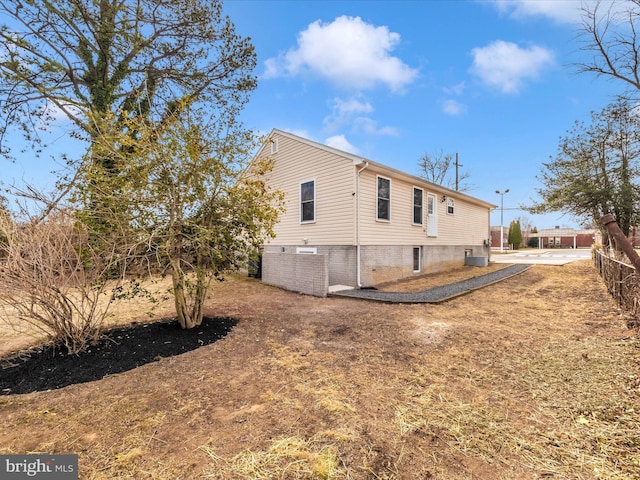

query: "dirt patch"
left=375, top=263, right=508, bottom=292
left=409, top=318, right=451, bottom=344
left=0, top=262, right=639, bottom=479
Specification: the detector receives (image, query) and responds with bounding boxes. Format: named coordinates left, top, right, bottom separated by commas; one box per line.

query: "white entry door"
left=427, top=193, right=438, bottom=237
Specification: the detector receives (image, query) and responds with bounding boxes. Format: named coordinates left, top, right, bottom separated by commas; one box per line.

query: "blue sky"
left=221, top=0, right=628, bottom=230
left=1, top=0, right=629, bottom=230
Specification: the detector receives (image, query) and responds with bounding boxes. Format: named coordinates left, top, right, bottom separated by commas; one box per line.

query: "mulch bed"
left=0, top=317, right=237, bottom=395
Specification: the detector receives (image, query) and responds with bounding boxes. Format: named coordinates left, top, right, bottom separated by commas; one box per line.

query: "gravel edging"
left=329, top=264, right=531, bottom=303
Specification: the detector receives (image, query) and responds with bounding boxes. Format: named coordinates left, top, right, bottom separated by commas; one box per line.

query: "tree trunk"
left=171, top=267, right=195, bottom=329
left=171, top=264, right=208, bottom=329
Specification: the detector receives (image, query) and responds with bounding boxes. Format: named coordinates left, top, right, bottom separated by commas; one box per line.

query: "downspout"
left=487, top=208, right=492, bottom=262
left=356, top=161, right=369, bottom=287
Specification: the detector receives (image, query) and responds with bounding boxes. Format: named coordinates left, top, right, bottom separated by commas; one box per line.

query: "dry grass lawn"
left=1, top=261, right=639, bottom=479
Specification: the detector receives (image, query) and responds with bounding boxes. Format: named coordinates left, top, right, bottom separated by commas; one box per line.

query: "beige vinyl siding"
left=437, top=199, right=489, bottom=244
left=358, top=168, right=489, bottom=246
left=359, top=169, right=429, bottom=245
left=261, top=133, right=355, bottom=245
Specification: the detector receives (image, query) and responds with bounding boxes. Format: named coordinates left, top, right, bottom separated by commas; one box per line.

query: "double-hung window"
left=377, top=176, right=391, bottom=221
left=413, top=187, right=423, bottom=225
left=447, top=197, right=455, bottom=215
left=300, top=180, right=315, bottom=223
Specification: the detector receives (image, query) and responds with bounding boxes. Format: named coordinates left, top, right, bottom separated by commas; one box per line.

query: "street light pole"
left=495, top=189, right=509, bottom=253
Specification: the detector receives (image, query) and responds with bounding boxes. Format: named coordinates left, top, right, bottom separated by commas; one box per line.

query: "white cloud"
left=289, top=129, right=313, bottom=140
left=333, top=97, right=374, bottom=116
left=263, top=15, right=418, bottom=92
left=488, top=0, right=638, bottom=25
left=375, top=125, right=400, bottom=136
left=470, top=40, right=555, bottom=94
left=323, top=96, right=370, bottom=131
left=323, top=96, right=398, bottom=136
left=355, top=117, right=400, bottom=136
left=442, top=99, right=467, bottom=116
left=443, top=82, right=466, bottom=96
left=41, top=99, right=83, bottom=123
left=488, top=0, right=586, bottom=24
left=325, top=134, right=359, bottom=154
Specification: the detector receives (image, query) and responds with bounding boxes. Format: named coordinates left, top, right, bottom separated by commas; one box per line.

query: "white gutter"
left=356, top=161, right=369, bottom=287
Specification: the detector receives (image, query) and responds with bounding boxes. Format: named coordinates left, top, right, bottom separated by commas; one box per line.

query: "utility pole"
left=455, top=153, right=462, bottom=191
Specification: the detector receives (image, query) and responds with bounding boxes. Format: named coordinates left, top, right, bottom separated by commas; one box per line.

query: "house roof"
left=268, top=129, right=497, bottom=210
left=535, top=228, right=596, bottom=236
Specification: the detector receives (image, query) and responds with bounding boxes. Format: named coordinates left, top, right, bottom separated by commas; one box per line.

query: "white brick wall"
left=263, top=245, right=356, bottom=287
left=262, top=252, right=329, bottom=297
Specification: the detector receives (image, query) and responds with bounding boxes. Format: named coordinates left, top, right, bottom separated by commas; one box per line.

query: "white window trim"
left=447, top=197, right=455, bottom=215
left=300, top=179, right=316, bottom=224
left=376, top=175, right=391, bottom=222
left=412, top=186, right=424, bottom=226
left=427, top=192, right=438, bottom=237
left=413, top=246, right=421, bottom=272
left=270, top=137, right=278, bottom=154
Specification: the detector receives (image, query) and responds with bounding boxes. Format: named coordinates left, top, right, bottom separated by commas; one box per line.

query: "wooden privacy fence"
left=593, top=249, right=640, bottom=320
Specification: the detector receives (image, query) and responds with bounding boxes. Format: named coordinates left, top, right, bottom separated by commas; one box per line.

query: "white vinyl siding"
left=377, top=176, right=391, bottom=222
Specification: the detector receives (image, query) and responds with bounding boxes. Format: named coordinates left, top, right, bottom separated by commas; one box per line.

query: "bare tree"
left=577, top=0, right=640, bottom=93
left=0, top=207, right=138, bottom=353
left=417, top=150, right=470, bottom=191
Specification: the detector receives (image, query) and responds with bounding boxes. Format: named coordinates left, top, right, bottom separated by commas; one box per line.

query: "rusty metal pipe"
left=601, top=213, right=640, bottom=271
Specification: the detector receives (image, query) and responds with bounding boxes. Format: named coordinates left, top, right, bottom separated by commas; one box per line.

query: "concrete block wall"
left=262, top=244, right=489, bottom=291
left=262, top=252, right=329, bottom=297
left=325, top=246, right=357, bottom=286
left=360, top=245, right=410, bottom=286
left=360, top=244, right=489, bottom=287
left=262, top=245, right=357, bottom=287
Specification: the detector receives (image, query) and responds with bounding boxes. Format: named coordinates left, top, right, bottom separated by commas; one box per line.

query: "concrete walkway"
left=491, top=248, right=592, bottom=265
left=329, top=264, right=531, bottom=303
